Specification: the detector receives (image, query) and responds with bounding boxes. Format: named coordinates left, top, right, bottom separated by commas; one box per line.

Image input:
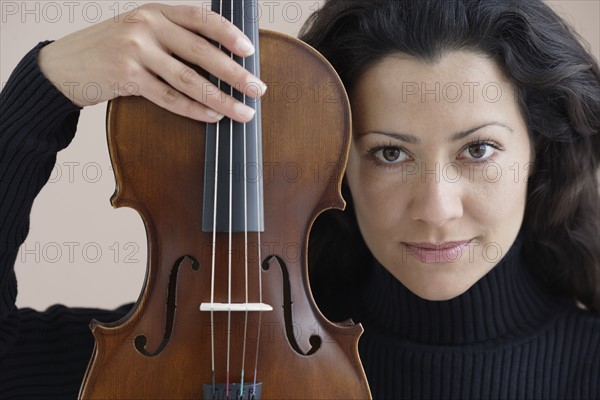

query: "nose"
left=407, top=163, right=464, bottom=227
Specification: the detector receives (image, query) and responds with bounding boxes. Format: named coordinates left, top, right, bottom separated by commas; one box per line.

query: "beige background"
left=1, top=0, right=598, bottom=310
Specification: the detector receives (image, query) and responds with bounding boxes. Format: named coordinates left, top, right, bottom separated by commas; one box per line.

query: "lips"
left=402, top=239, right=473, bottom=263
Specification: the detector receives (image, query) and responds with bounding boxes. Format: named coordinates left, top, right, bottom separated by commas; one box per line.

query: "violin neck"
left=202, top=0, right=264, bottom=233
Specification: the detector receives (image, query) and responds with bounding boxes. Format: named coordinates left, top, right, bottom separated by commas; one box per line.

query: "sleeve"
left=0, top=42, right=134, bottom=398
left=0, top=41, right=82, bottom=357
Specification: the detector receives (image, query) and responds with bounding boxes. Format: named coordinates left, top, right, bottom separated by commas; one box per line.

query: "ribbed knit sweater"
left=1, top=42, right=599, bottom=399
left=355, top=238, right=600, bottom=399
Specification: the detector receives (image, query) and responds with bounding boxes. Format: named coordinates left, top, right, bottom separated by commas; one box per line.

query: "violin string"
left=225, top=0, right=235, bottom=399
left=210, top=106, right=218, bottom=394
left=225, top=1, right=236, bottom=397
left=240, top=0, right=250, bottom=396
left=209, top=0, right=224, bottom=394
left=251, top=0, right=264, bottom=392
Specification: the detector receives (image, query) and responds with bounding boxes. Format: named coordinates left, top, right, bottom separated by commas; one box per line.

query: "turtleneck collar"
left=355, top=231, right=572, bottom=345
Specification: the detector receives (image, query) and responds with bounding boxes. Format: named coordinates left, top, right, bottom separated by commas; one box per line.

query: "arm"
left=1, top=0, right=265, bottom=367
left=0, top=41, right=82, bottom=356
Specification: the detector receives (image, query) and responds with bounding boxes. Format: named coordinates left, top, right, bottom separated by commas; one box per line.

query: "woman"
left=301, top=2, right=600, bottom=398
left=1, top=0, right=599, bottom=398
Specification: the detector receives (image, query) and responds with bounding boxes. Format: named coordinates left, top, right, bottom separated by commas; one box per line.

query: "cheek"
left=466, top=163, right=529, bottom=225
left=346, top=147, right=408, bottom=235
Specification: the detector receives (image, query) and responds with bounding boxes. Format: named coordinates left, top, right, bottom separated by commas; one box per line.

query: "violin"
left=79, top=0, right=370, bottom=398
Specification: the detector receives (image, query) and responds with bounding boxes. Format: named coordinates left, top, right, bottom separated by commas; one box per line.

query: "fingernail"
left=246, top=77, right=267, bottom=97
left=234, top=102, right=255, bottom=119
left=236, top=36, right=255, bottom=56
left=206, top=109, right=224, bottom=120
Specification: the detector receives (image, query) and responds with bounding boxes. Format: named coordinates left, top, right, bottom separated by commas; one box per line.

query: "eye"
left=460, top=141, right=501, bottom=162
left=370, top=146, right=410, bottom=164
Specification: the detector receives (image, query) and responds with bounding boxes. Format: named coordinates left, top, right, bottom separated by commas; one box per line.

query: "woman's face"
left=346, top=51, right=533, bottom=300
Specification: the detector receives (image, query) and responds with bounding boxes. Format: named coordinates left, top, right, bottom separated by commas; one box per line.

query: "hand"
left=37, top=3, right=266, bottom=123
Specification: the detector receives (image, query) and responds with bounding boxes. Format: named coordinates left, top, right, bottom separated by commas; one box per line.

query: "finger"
left=141, top=48, right=256, bottom=123
left=157, top=21, right=266, bottom=99
left=158, top=5, right=256, bottom=58
left=134, top=69, right=227, bottom=123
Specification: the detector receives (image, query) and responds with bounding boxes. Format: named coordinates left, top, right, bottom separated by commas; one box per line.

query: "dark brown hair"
left=301, top=0, right=600, bottom=318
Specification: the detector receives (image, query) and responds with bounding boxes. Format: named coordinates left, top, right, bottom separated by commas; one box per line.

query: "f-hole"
left=134, top=255, right=200, bottom=356
left=262, top=255, right=322, bottom=356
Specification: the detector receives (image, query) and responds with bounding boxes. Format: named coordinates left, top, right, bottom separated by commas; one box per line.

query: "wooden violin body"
left=79, top=30, right=371, bottom=399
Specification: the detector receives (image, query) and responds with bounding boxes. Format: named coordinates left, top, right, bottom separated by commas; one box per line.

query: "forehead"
left=358, top=51, right=511, bottom=90
left=350, top=51, right=523, bottom=136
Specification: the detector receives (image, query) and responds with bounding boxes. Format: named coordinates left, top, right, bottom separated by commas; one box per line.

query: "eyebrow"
left=357, top=122, right=514, bottom=144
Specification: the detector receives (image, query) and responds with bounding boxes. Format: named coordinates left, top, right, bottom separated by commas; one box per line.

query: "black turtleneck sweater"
left=356, top=234, right=600, bottom=399
left=1, top=42, right=599, bottom=399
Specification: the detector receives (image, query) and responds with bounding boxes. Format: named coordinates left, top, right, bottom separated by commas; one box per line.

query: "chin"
left=412, top=285, right=471, bottom=301
left=401, top=267, right=480, bottom=301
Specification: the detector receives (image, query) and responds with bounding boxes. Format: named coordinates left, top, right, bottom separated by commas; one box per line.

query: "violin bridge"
left=199, top=303, right=273, bottom=312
